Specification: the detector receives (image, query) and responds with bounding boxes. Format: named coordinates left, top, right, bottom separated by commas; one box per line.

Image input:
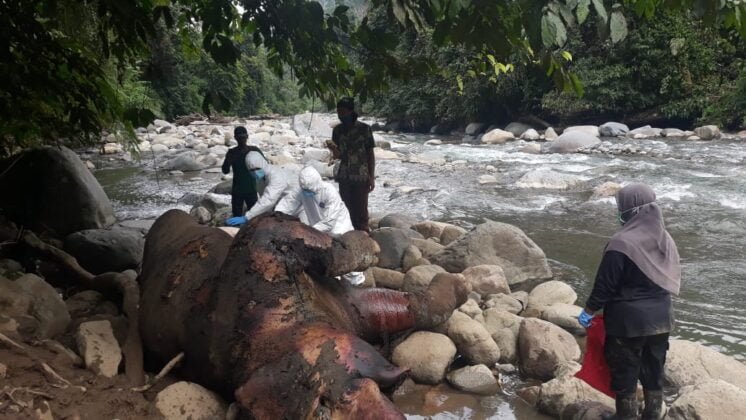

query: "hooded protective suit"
left=244, top=151, right=299, bottom=220
left=277, top=167, right=364, bottom=285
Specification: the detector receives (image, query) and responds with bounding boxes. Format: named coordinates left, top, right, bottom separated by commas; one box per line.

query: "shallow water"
left=91, top=132, right=746, bottom=419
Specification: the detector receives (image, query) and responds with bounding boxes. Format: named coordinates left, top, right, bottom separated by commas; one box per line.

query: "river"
left=90, top=127, right=746, bottom=419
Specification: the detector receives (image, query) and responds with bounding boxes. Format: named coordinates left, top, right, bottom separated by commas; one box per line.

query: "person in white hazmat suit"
left=276, top=166, right=365, bottom=285
left=225, top=151, right=300, bottom=226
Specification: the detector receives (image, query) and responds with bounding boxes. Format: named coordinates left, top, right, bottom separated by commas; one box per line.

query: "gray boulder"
left=76, top=320, right=122, bottom=378
left=544, top=127, right=559, bottom=140
left=302, top=147, right=331, bottom=163
left=392, top=331, right=457, bottom=384
left=461, top=265, right=510, bottom=296
left=536, top=376, right=614, bottom=417
left=15, top=274, right=70, bottom=339
left=667, top=380, right=746, bottom=420
left=599, top=122, right=629, bottom=137
left=483, top=293, right=523, bottom=314
left=481, top=129, right=514, bottom=144
left=527, top=281, right=577, bottom=313
left=292, top=112, right=336, bottom=138
left=519, top=318, right=581, bottom=380
left=543, top=131, right=600, bottom=153
left=665, top=339, right=746, bottom=390
left=379, top=213, right=419, bottom=229
left=627, top=125, right=662, bottom=138
left=564, top=125, right=600, bottom=137
left=694, top=125, right=721, bottom=140
left=163, top=153, right=205, bottom=172
left=412, top=238, right=446, bottom=260
left=505, top=122, right=534, bottom=137
left=521, top=129, right=541, bottom=141
left=458, top=299, right=483, bottom=319
left=662, top=128, right=686, bottom=138
left=402, top=265, right=447, bottom=294
left=483, top=308, right=522, bottom=363
left=445, top=311, right=501, bottom=366
left=516, top=169, right=585, bottom=190
left=210, top=180, right=233, bottom=195
left=430, top=221, right=552, bottom=285
left=64, top=228, right=144, bottom=274
left=441, top=225, right=467, bottom=245
left=446, top=364, right=499, bottom=395
left=541, top=303, right=585, bottom=335
left=370, top=267, right=405, bottom=290
left=466, top=122, right=488, bottom=136
left=0, top=146, right=115, bottom=236
left=370, top=228, right=417, bottom=269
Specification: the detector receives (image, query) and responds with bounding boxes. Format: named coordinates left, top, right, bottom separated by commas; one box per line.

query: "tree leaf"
left=610, top=10, right=628, bottom=43
left=576, top=0, right=591, bottom=24
left=591, top=0, right=608, bottom=22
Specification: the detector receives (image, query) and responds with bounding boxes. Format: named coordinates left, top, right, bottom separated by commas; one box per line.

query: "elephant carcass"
left=138, top=210, right=469, bottom=419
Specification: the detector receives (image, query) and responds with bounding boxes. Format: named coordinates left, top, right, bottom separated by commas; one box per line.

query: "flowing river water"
left=90, top=128, right=746, bottom=419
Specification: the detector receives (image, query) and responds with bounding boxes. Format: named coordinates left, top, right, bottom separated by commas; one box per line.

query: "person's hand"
left=368, top=177, right=375, bottom=192
left=578, top=309, right=594, bottom=328
left=225, top=216, right=247, bottom=226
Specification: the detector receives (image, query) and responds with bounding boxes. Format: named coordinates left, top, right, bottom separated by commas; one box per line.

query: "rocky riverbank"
left=2, top=114, right=746, bottom=418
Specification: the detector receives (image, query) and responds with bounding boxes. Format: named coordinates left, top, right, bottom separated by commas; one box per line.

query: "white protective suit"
left=277, top=166, right=364, bottom=285
left=244, top=151, right=300, bottom=220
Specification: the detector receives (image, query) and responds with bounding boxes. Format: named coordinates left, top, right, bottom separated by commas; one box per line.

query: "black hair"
left=336, top=97, right=355, bottom=111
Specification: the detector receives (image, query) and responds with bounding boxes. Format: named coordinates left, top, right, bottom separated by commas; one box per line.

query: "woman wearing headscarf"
left=578, top=183, right=681, bottom=420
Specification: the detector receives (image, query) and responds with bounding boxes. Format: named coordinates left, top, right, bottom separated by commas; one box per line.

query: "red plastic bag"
left=575, top=314, right=615, bottom=397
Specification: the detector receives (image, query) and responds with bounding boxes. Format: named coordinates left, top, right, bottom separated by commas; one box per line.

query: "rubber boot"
left=641, top=390, right=664, bottom=420
left=612, top=393, right=639, bottom=420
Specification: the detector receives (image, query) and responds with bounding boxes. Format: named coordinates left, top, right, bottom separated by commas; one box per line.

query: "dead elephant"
left=138, top=210, right=469, bottom=419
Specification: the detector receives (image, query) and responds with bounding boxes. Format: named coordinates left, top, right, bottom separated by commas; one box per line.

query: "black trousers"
left=338, top=181, right=369, bottom=232
left=605, top=333, right=669, bottom=395
left=231, top=191, right=258, bottom=217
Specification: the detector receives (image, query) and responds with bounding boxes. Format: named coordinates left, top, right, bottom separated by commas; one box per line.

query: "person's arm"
left=366, top=126, right=376, bottom=192
left=327, top=128, right=341, bottom=159
left=585, top=250, right=627, bottom=313
left=274, top=187, right=303, bottom=217
left=221, top=150, right=233, bottom=174
left=245, top=171, right=286, bottom=219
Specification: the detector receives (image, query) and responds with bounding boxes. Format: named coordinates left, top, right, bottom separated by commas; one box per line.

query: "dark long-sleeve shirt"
left=221, top=146, right=264, bottom=194
left=586, top=250, right=673, bottom=338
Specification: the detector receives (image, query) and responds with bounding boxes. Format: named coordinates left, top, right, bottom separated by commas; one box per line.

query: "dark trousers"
left=338, top=181, right=369, bottom=232
left=231, top=191, right=258, bottom=217
left=605, top=333, right=669, bottom=395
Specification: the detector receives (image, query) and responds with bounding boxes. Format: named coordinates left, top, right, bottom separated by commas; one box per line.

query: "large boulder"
left=518, top=318, right=581, bottom=380
left=526, top=280, right=577, bottom=313
left=599, top=122, right=629, bottom=137
left=627, top=125, right=662, bottom=138
left=444, top=311, right=501, bottom=366
left=446, top=364, right=499, bottom=395
left=516, top=169, right=585, bottom=190
left=465, top=122, right=488, bottom=136
left=483, top=293, right=523, bottom=315
left=430, top=221, right=552, bottom=285
left=543, top=131, right=600, bottom=153
left=0, top=146, right=115, bottom=236
left=76, top=320, right=122, bottom=377
left=505, top=122, right=534, bottom=137
left=693, top=125, right=721, bottom=140
left=302, top=147, right=331, bottom=163
left=461, top=265, right=510, bottom=296
left=392, top=331, right=457, bottom=384
left=536, top=376, right=614, bottom=417
left=541, top=303, right=585, bottom=335
left=668, top=380, right=746, bottom=420
left=411, top=221, right=449, bottom=239
left=402, top=265, right=447, bottom=294
left=483, top=309, right=522, bottom=363
left=369, top=227, right=416, bottom=269
left=662, top=128, right=687, bottom=138
left=521, top=129, right=541, bottom=141
left=15, top=274, right=70, bottom=339
left=665, top=340, right=746, bottom=390
left=481, top=129, right=515, bottom=144
left=155, top=381, right=228, bottom=420
left=412, top=238, right=446, bottom=260
left=64, top=229, right=145, bottom=274
left=163, top=153, right=205, bottom=172
left=370, top=267, right=405, bottom=290
left=292, top=113, right=337, bottom=138
left=564, top=125, right=600, bottom=137
left=379, top=213, right=419, bottom=230
left=305, top=159, right=336, bottom=179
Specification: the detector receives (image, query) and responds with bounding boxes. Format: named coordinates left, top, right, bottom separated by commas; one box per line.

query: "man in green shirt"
left=327, top=97, right=375, bottom=232
left=222, top=126, right=264, bottom=217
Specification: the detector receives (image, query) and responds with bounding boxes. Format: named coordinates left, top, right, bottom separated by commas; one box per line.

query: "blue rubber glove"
left=225, top=216, right=247, bottom=226
left=578, top=309, right=594, bottom=328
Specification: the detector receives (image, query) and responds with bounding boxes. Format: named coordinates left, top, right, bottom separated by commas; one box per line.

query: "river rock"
left=481, top=129, right=515, bottom=144
left=392, top=331, right=457, bottom=384
left=458, top=299, right=483, bottom=319
left=483, top=293, right=523, bottom=314
left=303, top=147, right=331, bottom=162
left=424, top=139, right=443, bottom=146
left=65, top=290, right=117, bottom=320
left=102, top=142, right=123, bottom=155
left=155, top=381, right=227, bottom=420
left=483, top=308, right=522, bottom=363
left=379, top=213, right=419, bottom=229
left=305, top=159, right=335, bottom=178
left=564, top=125, right=600, bottom=137
left=599, top=122, right=629, bottom=137
left=0, top=276, right=32, bottom=319
left=76, top=320, right=122, bottom=377
left=445, top=311, right=501, bottom=365
left=461, top=265, right=510, bottom=296
left=431, top=221, right=552, bottom=284
left=152, top=135, right=185, bottom=148
left=737, top=130, right=746, bottom=140
left=292, top=112, right=336, bottom=138
left=163, top=153, right=205, bottom=172
left=0, top=258, right=23, bottom=276
left=210, top=180, right=233, bottom=195
left=504, top=122, right=533, bottom=137
left=590, top=181, right=622, bottom=200
left=627, top=125, right=662, bottom=138
left=190, top=206, right=212, bottom=224
left=662, top=128, right=687, bottom=138
left=536, top=376, right=614, bottom=417
left=15, top=274, right=70, bottom=339
left=402, top=265, right=447, bottom=293
left=375, top=148, right=401, bottom=160
left=412, top=238, right=446, bottom=259
left=402, top=245, right=423, bottom=272
left=150, top=144, right=169, bottom=153
left=371, top=228, right=419, bottom=269
left=544, top=127, right=558, bottom=140
left=466, top=122, right=488, bottom=136
left=541, top=303, right=585, bottom=335
left=446, top=364, right=499, bottom=395
left=665, top=339, right=746, bottom=390
left=694, top=125, right=720, bottom=140
left=519, top=318, right=581, bottom=380
left=526, top=281, right=577, bottom=314
left=0, top=146, right=115, bottom=236
left=478, top=174, right=499, bottom=185
left=521, top=143, right=542, bottom=154
left=516, top=169, right=585, bottom=190
left=667, top=380, right=746, bottom=420
left=370, top=267, right=405, bottom=290
left=409, top=151, right=446, bottom=166
left=64, top=228, right=144, bottom=274
left=543, top=131, right=600, bottom=153
left=412, top=221, right=452, bottom=240
left=440, top=225, right=466, bottom=245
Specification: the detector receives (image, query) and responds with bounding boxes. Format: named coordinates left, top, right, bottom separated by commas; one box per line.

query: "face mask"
left=339, top=114, right=354, bottom=125
left=252, top=169, right=265, bottom=180
left=302, top=189, right=316, bottom=198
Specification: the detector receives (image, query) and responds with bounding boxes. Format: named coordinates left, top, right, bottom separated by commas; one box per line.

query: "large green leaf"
left=610, top=10, right=628, bottom=43
left=576, top=0, right=591, bottom=24
left=591, top=0, right=608, bottom=22
left=541, top=12, right=567, bottom=48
